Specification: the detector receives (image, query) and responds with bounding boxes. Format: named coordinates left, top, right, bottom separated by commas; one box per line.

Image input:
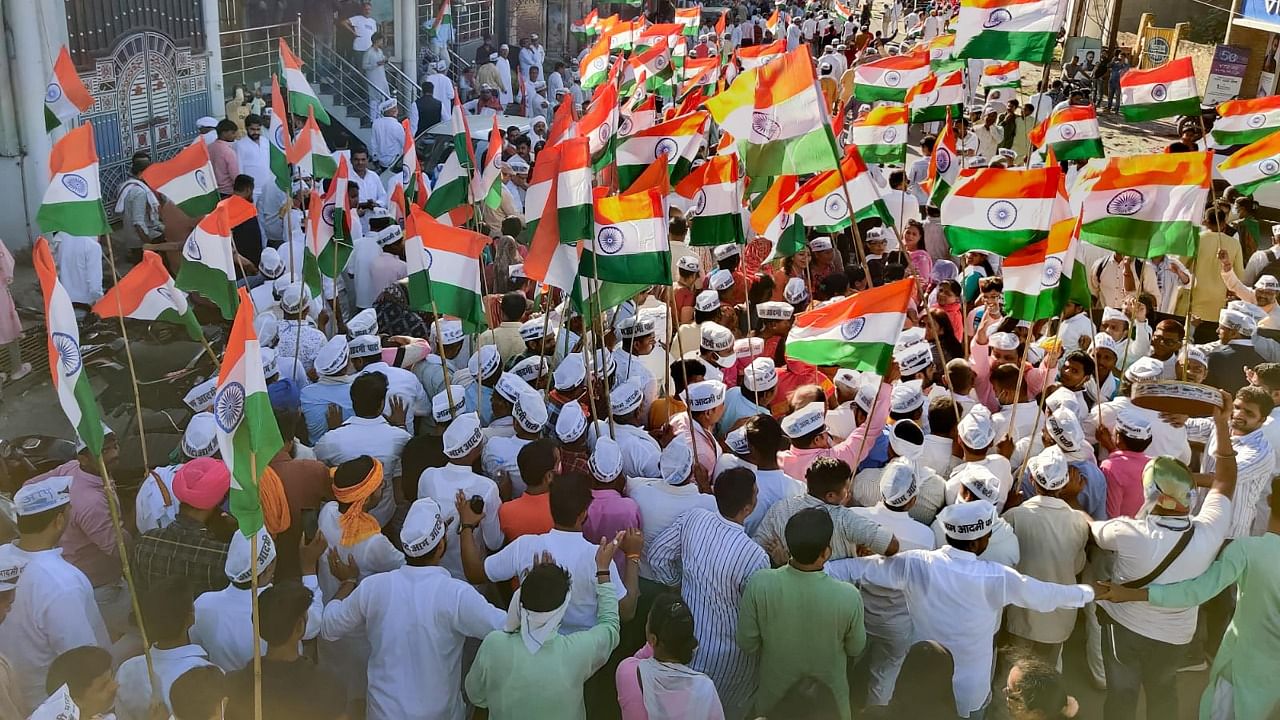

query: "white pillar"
left=400, top=0, right=419, bottom=87
left=203, top=0, right=225, bottom=116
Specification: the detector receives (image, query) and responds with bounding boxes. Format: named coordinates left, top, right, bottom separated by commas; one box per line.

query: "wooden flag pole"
left=247, top=459, right=264, bottom=720
left=101, top=235, right=152, bottom=473
left=96, top=456, right=157, bottom=698
left=1001, top=323, right=1038, bottom=447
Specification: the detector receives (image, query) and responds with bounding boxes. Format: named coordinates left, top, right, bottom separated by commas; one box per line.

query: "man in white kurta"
left=480, top=388, right=547, bottom=496
left=233, top=115, right=272, bottom=200
left=369, top=102, right=405, bottom=169
left=313, top=372, right=409, bottom=525
left=607, top=381, right=663, bottom=479
left=613, top=316, right=660, bottom=419
left=322, top=497, right=505, bottom=720
left=848, top=501, right=1094, bottom=719
left=417, top=414, right=504, bottom=580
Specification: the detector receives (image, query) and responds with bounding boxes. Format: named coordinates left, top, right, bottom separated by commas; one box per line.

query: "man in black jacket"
left=415, top=81, right=443, bottom=134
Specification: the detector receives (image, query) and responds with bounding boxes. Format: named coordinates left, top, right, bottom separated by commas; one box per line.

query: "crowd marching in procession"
left=3, top=0, right=1280, bottom=718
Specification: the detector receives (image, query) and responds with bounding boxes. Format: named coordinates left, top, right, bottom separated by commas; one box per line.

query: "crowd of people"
left=4, top=0, right=1280, bottom=719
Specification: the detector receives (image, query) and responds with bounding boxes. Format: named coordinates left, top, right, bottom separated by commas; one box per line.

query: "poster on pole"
left=1203, top=44, right=1251, bottom=105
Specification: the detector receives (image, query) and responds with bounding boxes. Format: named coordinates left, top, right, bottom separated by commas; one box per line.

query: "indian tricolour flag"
left=140, top=139, right=219, bottom=217
left=1220, top=131, right=1280, bottom=196
left=750, top=175, right=805, bottom=261
left=833, top=0, right=856, bottom=22
left=425, top=97, right=475, bottom=217
left=471, top=116, right=503, bottom=208
left=675, top=155, right=744, bottom=246
left=630, top=39, right=674, bottom=95
left=620, top=94, right=657, bottom=138
left=37, top=124, right=109, bottom=237
left=309, top=156, right=355, bottom=278
left=942, top=166, right=1063, bottom=255
left=980, top=60, right=1022, bottom=88
left=34, top=236, right=104, bottom=455
left=850, top=106, right=908, bottom=165
left=176, top=204, right=238, bottom=319
left=907, top=70, right=964, bottom=123
left=581, top=83, right=619, bottom=168
left=268, top=76, right=291, bottom=192
left=929, top=34, right=960, bottom=70
left=582, top=188, right=671, bottom=285
left=93, top=250, right=202, bottom=340
left=581, top=33, right=612, bottom=89
left=927, top=112, right=960, bottom=206
left=279, top=38, right=329, bottom=124
left=1119, top=56, right=1200, bottom=123
left=524, top=138, right=593, bottom=244
left=523, top=155, right=581, bottom=293
left=706, top=65, right=757, bottom=141
left=1213, top=95, right=1280, bottom=147
left=398, top=118, right=422, bottom=205
left=616, top=111, right=708, bottom=188
left=746, top=46, right=838, bottom=178
left=766, top=9, right=782, bottom=36
left=676, top=6, right=701, bottom=35
left=405, top=207, right=488, bottom=331
left=1002, top=192, right=1087, bottom=321
left=1030, top=105, right=1103, bottom=160
left=1079, top=151, right=1211, bottom=258
left=785, top=278, right=914, bottom=372
left=44, top=46, right=93, bottom=132
left=737, top=40, right=787, bottom=70
left=955, top=0, right=1063, bottom=63
left=853, top=51, right=931, bottom=103
left=286, top=108, right=336, bottom=179
left=214, top=287, right=284, bottom=537
left=787, top=148, right=893, bottom=233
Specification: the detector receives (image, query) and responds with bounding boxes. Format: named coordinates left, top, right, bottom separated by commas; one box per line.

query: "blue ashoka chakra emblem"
left=1107, top=189, right=1145, bottom=216
left=51, top=332, right=81, bottom=378
left=1059, top=123, right=1077, bottom=141
left=194, top=169, right=209, bottom=192
left=778, top=211, right=793, bottom=230
left=618, top=115, right=632, bottom=135
left=45, top=82, right=62, bottom=104
left=751, top=111, right=782, bottom=141
left=420, top=248, right=434, bottom=272
left=322, top=201, right=337, bottom=227
left=840, top=317, right=866, bottom=340
left=600, top=122, right=614, bottom=142
left=654, top=54, right=669, bottom=70
left=597, top=226, right=626, bottom=254
left=987, top=200, right=1018, bottom=229
left=1258, top=158, right=1280, bottom=177
left=1150, top=83, right=1168, bottom=102
left=274, top=125, right=286, bottom=147
left=824, top=193, right=848, bottom=219
left=213, top=381, right=246, bottom=433
left=884, top=70, right=902, bottom=87
left=654, top=137, right=679, bottom=160
left=692, top=189, right=708, bottom=216
left=984, top=8, right=1012, bottom=27
left=183, top=236, right=203, bottom=262
left=921, top=89, right=940, bottom=106
left=156, top=286, right=175, bottom=304
left=61, top=174, right=89, bottom=199
left=1247, top=113, right=1267, bottom=129
left=882, top=127, right=900, bottom=144
left=936, top=148, right=953, bottom=174
left=1041, top=257, right=1064, bottom=287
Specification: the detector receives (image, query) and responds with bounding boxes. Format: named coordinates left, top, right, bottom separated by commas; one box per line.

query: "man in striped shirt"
left=647, top=467, right=770, bottom=719
left=1198, top=386, right=1275, bottom=538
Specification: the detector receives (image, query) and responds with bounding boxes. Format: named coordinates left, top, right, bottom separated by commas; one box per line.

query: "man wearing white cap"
left=547, top=353, right=587, bottom=428
left=1222, top=266, right=1280, bottom=331
left=972, top=318, right=1056, bottom=413
left=276, top=286, right=328, bottom=374
left=482, top=390, right=549, bottom=496
left=689, top=322, right=737, bottom=385
left=1016, top=408, right=1107, bottom=521
left=946, top=406, right=1014, bottom=511
left=462, top=345, right=504, bottom=426
left=0, top=476, right=109, bottom=713
left=936, top=464, right=1020, bottom=567
left=669, top=380, right=728, bottom=480
left=719, top=358, right=778, bottom=436
left=191, top=529, right=325, bottom=672
left=733, top=415, right=806, bottom=537
left=134, top=412, right=219, bottom=533
left=628, top=440, right=718, bottom=583
left=1004, top=446, right=1092, bottom=662
left=353, top=334, right=429, bottom=433
left=300, top=335, right=356, bottom=442
left=1207, top=308, right=1265, bottom=395
left=847, top=499, right=1095, bottom=719
left=315, top=373, right=407, bottom=525
left=414, top=319, right=471, bottom=402
left=249, top=246, right=287, bottom=315
left=607, top=380, right=663, bottom=479
left=755, top=456, right=898, bottom=561
left=613, top=316, right=660, bottom=418
left=1096, top=358, right=1192, bottom=468
left=647, top=468, right=769, bottom=719
left=777, top=370, right=897, bottom=481
left=322, top=497, right=505, bottom=720
left=417, top=413, right=504, bottom=582
left=830, top=459, right=936, bottom=708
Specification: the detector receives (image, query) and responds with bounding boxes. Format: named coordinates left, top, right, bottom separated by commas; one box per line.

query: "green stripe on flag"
left=430, top=279, right=487, bottom=333
left=1121, top=97, right=1201, bottom=123
left=1232, top=175, right=1280, bottom=197
left=425, top=177, right=469, bottom=216
left=71, top=373, right=105, bottom=457
left=302, top=247, right=324, bottom=299
left=1080, top=217, right=1200, bottom=258
left=853, top=86, right=908, bottom=103
left=155, top=307, right=205, bottom=342
left=958, top=31, right=1055, bottom=63
left=580, top=249, right=672, bottom=285
left=289, top=91, right=331, bottom=125
left=37, top=199, right=111, bottom=237
left=911, top=104, right=963, bottom=124
left=1052, top=138, right=1105, bottom=161
left=176, top=260, right=237, bottom=320
left=176, top=193, right=220, bottom=218
left=227, top=391, right=284, bottom=536
left=271, top=145, right=291, bottom=193
left=785, top=339, right=894, bottom=373
left=858, top=144, right=906, bottom=165
left=407, top=270, right=433, bottom=311
left=317, top=240, right=353, bottom=279
left=558, top=204, right=594, bottom=244
left=1213, top=128, right=1278, bottom=147
left=44, top=106, right=62, bottom=132
left=689, top=213, right=744, bottom=246
left=1003, top=287, right=1061, bottom=322
left=746, top=127, right=839, bottom=179
left=945, top=227, right=1045, bottom=256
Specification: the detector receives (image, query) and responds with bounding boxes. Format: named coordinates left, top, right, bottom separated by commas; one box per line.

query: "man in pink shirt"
left=581, top=438, right=642, bottom=575
left=26, top=430, right=131, bottom=635
left=207, top=119, right=241, bottom=195
left=970, top=322, right=1058, bottom=412
left=777, top=367, right=896, bottom=481
left=1100, top=413, right=1154, bottom=518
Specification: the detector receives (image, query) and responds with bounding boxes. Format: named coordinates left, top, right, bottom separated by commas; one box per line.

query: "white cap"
left=958, top=406, right=995, bottom=449
left=938, top=499, right=996, bottom=540
left=617, top=316, right=656, bottom=340
left=684, top=380, right=727, bottom=412
left=255, top=314, right=279, bottom=348
left=1100, top=306, right=1128, bottom=325
left=1028, top=445, right=1069, bottom=491
left=519, top=317, right=549, bottom=341
left=401, top=498, right=449, bottom=557
left=880, top=458, right=919, bottom=506
left=782, top=401, right=826, bottom=439
left=260, top=346, right=279, bottom=380
left=726, top=426, right=751, bottom=455
left=348, top=334, right=381, bottom=359
left=954, top=464, right=1001, bottom=504
left=469, top=345, right=503, bottom=381
left=712, top=244, right=741, bottom=261
left=225, top=528, right=276, bottom=583
left=372, top=224, right=404, bottom=247
left=783, top=277, right=809, bottom=305
left=589, top=437, right=624, bottom=482
left=513, top=391, right=550, bottom=432
left=443, top=413, right=484, bottom=457
left=556, top=401, right=588, bottom=443
left=661, top=439, right=695, bottom=485
left=259, top=247, right=285, bottom=279
left=554, top=353, right=587, bottom=390
left=436, top=319, right=465, bottom=345
left=594, top=348, right=617, bottom=377
left=888, top=419, right=925, bottom=460
left=809, top=236, right=833, bottom=251
left=279, top=284, right=307, bottom=314
left=510, top=355, right=548, bottom=383
left=184, top=376, right=219, bottom=413
left=1219, top=307, right=1257, bottom=335
left=677, top=255, right=702, bottom=273
left=734, top=337, right=765, bottom=359
left=757, top=301, right=794, bottom=321
left=854, top=377, right=882, bottom=413
left=896, top=327, right=927, bottom=349
left=742, top=357, right=778, bottom=392
left=496, top=373, right=536, bottom=404
left=196, top=116, right=218, bottom=128
left=348, top=307, right=379, bottom=336
left=700, top=322, right=735, bottom=354
left=14, top=475, right=72, bottom=516
left=1255, top=274, right=1280, bottom=292
left=1180, top=345, right=1208, bottom=368
left=1044, top=386, right=1082, bottom=415
left=181, top=412, right=219, bottom=458
left=895, top=342, right=933, bottom=376
left=0, top=543, right=29, bottom=588
left=1124, top=356, right=1165, bottom=382
left=708, top=269, right=736, bottom=291
left=1116, top=410, right=1153, bottom=440
left=833, top=368, right=861, bottom=393
left=610, top=380, right=645, bottom=415
left=314, top=336, right=350, bottom=376
left=431, top=386, right=466, bottom=423
left=1092, top=332, right=1121, bottom=357
left=1045, top=407, right=1085, bottom=453
left=695, top=290, right=722, bottom=313
left=988, top=332, right=1019, bottom=351
left=890, top=379, right=926, bottom=414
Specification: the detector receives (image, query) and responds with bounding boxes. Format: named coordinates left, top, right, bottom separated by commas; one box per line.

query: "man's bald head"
left=789, top=384, right=827, bottom=412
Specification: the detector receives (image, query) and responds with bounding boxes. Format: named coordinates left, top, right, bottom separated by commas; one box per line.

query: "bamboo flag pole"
left=96, top=456, right=156, bottom=696
left=537, top=286, right=554, bottom=398
left=248, top=456, right=264, bottom=720
left=1001, top=323, right=1038, bottom=447
left=101, top=236, right=151, bottom=473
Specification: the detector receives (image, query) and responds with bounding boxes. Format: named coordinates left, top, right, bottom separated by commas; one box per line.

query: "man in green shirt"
left=737, top=507, right=867, bottom=720
left=1098, top=479, right=1280, bottom=720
